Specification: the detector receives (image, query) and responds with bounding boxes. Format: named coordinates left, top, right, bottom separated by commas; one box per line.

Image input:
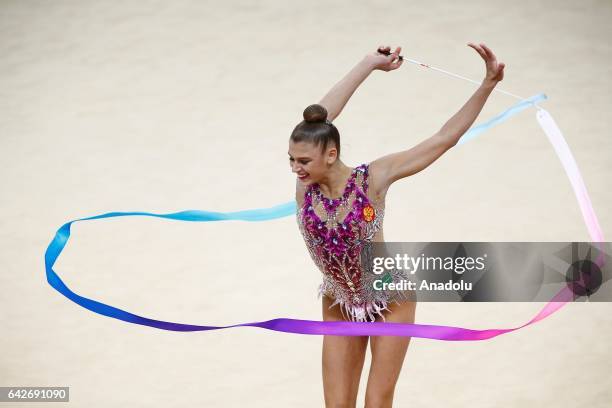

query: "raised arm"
left=319, top=45, right=404, bottom=122
left=371, top=42, right=506, bottom=189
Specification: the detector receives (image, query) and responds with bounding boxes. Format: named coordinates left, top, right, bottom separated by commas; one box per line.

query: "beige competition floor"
left=1, top=1, right=611, bottom=407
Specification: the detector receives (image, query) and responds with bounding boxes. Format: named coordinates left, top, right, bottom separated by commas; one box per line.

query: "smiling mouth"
left=298, top=174, right=309, bottom=179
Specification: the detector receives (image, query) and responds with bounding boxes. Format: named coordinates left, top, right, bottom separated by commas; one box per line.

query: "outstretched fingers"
left=480, top=43, right=496, bottom=61
left=467, top=42, right=487, bottom=60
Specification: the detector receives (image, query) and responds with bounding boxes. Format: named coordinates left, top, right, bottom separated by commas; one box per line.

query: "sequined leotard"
left=296, top=163, right=410, bottom=322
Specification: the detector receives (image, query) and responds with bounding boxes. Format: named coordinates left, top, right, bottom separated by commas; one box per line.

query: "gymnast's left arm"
left=436, top=43, right=505, bottom=144
left=319, top=45, right=404, bottom=122
left=370, top=42, right=506, bottom=188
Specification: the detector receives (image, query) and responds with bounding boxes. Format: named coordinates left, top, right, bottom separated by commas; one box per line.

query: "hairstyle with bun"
left=290, top=104, right=341, bottom=158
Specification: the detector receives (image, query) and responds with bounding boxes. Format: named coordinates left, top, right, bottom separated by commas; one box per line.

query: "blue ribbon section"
left=458, top=93, right=547, bottom=144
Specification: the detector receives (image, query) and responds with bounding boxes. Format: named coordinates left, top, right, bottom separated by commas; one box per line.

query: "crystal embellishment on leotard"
left=296, top=163, right=410, bottom=322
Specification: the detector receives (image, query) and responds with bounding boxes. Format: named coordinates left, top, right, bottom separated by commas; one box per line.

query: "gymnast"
left=288, top=42, right=505, bottom=407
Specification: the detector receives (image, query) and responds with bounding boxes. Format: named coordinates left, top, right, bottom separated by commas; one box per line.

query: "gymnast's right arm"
left=318, top=45, right=404, bottom=122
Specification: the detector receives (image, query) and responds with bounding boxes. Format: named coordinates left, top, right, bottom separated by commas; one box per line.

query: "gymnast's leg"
left=364, top=299, right=417, bottom=408
left=321, top=294, right=369, bottom=408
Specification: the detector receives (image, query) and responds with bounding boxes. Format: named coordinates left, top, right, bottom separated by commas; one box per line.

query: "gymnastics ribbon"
left=46, top=70, right=605, bottom=341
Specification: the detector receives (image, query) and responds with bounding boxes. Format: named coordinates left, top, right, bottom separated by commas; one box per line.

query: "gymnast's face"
left=288, top=140, right=336, bottom=185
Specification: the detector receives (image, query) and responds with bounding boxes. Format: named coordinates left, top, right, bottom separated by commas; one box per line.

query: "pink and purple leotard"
left=297, top=163, right=411, bottom=322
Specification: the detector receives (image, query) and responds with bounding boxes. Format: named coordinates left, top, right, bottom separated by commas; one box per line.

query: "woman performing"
left=289, top=42, right=505, bottom=407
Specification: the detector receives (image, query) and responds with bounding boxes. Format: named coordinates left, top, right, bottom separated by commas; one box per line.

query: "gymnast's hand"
left=468, top=42, right=505, bottom=83
left=366, top=45, right=403, bottom=72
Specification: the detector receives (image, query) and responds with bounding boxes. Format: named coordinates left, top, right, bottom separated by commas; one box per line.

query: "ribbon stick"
left=46, top=67, right=605, bottom=340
